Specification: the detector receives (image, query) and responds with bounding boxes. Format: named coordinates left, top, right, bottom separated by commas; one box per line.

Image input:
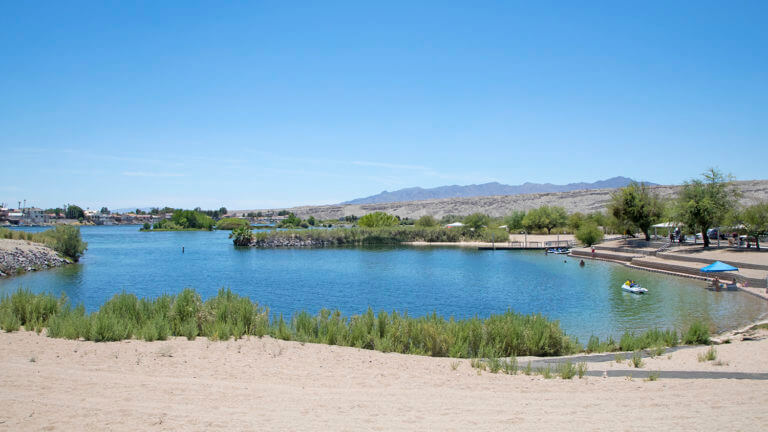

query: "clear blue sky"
left=1, top=1, right=766, bottom=210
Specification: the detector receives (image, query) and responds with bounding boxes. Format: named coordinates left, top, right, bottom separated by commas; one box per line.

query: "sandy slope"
left=1, top=329, right=767, bottom=431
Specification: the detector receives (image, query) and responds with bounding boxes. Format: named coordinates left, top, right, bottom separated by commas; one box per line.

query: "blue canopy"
left=700, top=261, right=739, bottom=272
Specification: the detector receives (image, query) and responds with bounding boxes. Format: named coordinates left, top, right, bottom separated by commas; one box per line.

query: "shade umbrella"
left=700, top=261, right=739, bottom=290
left=700, top=261, right=739, bottom=272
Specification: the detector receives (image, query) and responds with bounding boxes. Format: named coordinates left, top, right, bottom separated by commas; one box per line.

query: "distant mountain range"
left=342, top=177, right=657, bottom=205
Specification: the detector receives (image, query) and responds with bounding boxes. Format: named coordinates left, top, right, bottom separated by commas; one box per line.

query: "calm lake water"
left=2, top=225, right=766, bottom=342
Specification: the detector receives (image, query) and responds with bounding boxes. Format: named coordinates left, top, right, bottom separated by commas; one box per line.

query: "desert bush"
left=216, top=218, right=250, bottom=230
left=682, top=321, right=710, bottom=345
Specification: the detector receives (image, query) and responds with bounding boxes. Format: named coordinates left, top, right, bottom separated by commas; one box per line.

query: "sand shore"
left=2, top=325, right=767, bottom=431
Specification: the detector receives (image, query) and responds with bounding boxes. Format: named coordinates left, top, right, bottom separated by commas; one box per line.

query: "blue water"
left=2, top=225, right=766, bottom=342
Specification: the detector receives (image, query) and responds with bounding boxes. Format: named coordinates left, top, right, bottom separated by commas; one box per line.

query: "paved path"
left=582, top=370, right=768, bottom=380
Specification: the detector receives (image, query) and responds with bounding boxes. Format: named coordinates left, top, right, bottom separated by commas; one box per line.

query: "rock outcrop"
left=0, top=239, right=71, bottom=277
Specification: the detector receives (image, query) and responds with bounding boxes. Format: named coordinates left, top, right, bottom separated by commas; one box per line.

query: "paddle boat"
left=621, top=280, right=648, bottom=294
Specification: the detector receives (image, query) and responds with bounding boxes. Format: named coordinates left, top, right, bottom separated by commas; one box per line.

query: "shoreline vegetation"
left=236, top=226, right=511, bottom=247
left=0, top=288, right=710, bottom=358
left=0, top=226, right=87, bottom=262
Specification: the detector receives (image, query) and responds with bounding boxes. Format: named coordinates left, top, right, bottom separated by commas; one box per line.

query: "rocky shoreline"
left=249, top=237, right=332, bottom=248
left=0, top=239, right=71, bottom=277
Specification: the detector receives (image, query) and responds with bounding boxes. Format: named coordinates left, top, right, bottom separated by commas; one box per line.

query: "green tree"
left=675, top=169, right=739, bottom=248
left=358, top=211, right=399, bottom=228
left=100, top=207, right=110, bottom=214
left=503, top=211, right=526, bottom=231
left=523, top=206, right=567, bottom=234
left=50, top=225, right=88, bottom=261
left=440, top=214, right=462, bottom=225
left=229, top=225, right=254, bottom=246
left=415, top=215, right=438, bottom=228
left=522, top=208, right=542, bottom=232
left=567, top=212, right=585, bottom=232
left=575, top=221, right=604, bottom=246
left=608, top=182, right=664, bottom=241
left=277, top=210, right=290, bottom=216
left=307, top=216, right=316, bottom=226
left=463, top=213, right=490, bottom=230
left=734, top=202, right=768, bottom=249
left=278, top=213, right=302, bottom=228
left=66, top=205, right=84, bottom=220
left=219, top=207, right=227, bottom=216
left=156, top=209, right=216, bottom=230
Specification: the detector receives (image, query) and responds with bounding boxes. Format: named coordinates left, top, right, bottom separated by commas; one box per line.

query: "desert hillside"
left=237, top=180, right=768, bottom=220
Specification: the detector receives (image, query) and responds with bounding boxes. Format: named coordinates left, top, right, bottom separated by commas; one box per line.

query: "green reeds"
left=0, top=288, right=581, bottom=357
left=0, top=288, right=721, bottom=361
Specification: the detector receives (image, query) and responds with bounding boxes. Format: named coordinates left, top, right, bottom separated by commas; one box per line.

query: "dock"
left=478, top=241, right=573, bottom=251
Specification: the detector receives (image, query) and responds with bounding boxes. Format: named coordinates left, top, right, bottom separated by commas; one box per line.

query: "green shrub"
left=358, top=212, right=399, bottom=228
left=557, top=361, right=577, bottom=379
left=576, top=362, right=588, bottom=378
left=502, top=357, right=518, bottom=375
left=216, top=218, right=250, bottom=230
left=683, top=321, right=710, bottom=345
left=631, top=351, right=644, bottom=368
left=47, top=306, right=89, bottom=339
left=415, top=215, right=438, bottom=228
left=88, top=312, right=132, bottom=342
left=0, top=308, right=21, bottom=332
left=575, top=221, right=603, bottom=247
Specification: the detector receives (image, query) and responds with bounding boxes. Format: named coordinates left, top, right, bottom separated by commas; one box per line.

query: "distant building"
left=25, top=208, right=45, bottom=224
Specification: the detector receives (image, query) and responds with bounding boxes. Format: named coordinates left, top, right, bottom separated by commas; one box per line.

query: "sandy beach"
left=2, top=326, right=767, bottom=431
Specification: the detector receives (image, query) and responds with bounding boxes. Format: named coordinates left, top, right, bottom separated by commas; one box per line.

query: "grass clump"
left=697, top=346, right=717, bottom=362
left=683, top=321, right=710, bottom=345
left=502, top=357, right=518, bottom=375
left=645, top=370, right=660, bottom=382
left=576, top=362, right=588, bottom=378
left=557, top=361, right=577, bottom=379
left=631, top=351, right=644, bottom=368
left=537, top=365, right=553, bottom=379
left=487, top=356, right=502, bottom=374
left=586, top=335, right=618, bottom=353
left=619, top=328, right=678, bottom=352
left=523, top=361, right=532, bottom=375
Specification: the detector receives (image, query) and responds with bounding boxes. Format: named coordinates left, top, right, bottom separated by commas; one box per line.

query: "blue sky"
left=1, top=1, right=766, bottom=210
